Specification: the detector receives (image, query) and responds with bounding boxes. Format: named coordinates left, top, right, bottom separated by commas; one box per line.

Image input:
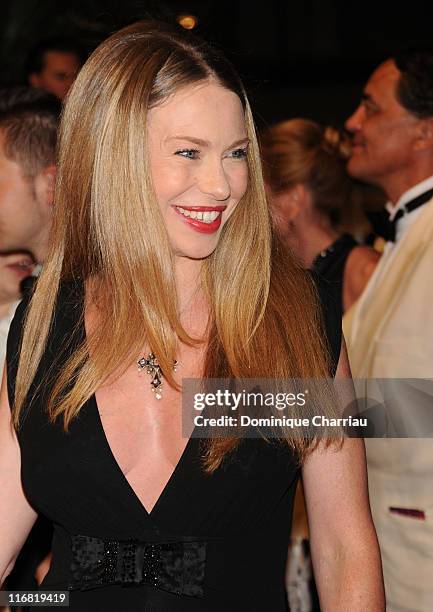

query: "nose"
left=196, top=157, right=231, bottom=201
left=345, top=105, right=364, bottom=133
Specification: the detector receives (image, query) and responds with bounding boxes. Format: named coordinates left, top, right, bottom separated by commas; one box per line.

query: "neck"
left=382, top=163, right=433, bottom=206
left=0, top=300, right=14, bottom=320
left=285, top=221, right=339, bottom=269
left=174, top=256, right=202, bottom=305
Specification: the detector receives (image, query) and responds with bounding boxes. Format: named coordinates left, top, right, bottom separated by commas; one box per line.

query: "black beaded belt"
left=68, top=534, right=206, bottom=597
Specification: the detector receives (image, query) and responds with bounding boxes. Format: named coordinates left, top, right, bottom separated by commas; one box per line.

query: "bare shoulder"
left=346, top=245, right=381, bottom=277
left=343, top=246, right=381, bottom=310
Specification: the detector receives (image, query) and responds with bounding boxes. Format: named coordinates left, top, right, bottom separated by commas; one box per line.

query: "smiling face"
left=345, top=60, right=421, bottom=196
left=147, top=80, right=249, bottom=260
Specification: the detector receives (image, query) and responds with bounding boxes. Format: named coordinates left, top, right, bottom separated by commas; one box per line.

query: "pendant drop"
left=137, top=353, right=178, bottom=400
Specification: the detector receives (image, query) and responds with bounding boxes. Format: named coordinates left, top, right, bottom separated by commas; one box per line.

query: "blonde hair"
left=261, top=118, right=355, bottom=228
left=14, top=21, right=340, bottom=471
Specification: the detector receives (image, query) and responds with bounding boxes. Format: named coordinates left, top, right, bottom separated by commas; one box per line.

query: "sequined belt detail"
left=68, top=534, right=206, bottom=597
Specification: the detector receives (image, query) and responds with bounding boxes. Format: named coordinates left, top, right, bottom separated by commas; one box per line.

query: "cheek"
left=369, top=129, right=408, bottom=163
left=0, top=182, right=18, bottom=215
left=150, top=160, right=193, bottom=209
left=366, top=117, right=407, bottom=148
left=0, top=268, right=19, bottom=295
left=228, top=164, right=249, bottom=200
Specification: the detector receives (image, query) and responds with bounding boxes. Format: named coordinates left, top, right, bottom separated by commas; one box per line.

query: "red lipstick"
left=173, top=205, right=226, bottom=234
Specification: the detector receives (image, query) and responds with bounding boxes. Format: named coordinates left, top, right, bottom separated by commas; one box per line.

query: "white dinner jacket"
left=343, top=197, right=433, bottom=611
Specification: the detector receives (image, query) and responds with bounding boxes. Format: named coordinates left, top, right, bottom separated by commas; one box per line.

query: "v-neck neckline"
left=90, top=392, right=196, bottom=520
left=79, top=280, right=199, bottom=521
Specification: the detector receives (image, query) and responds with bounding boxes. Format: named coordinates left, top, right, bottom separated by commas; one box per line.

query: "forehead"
left=43, top=51, right=80, bottom=71
left=365, top=60, right=402, bottom=106
left=148, top=80, right=246, bottom=140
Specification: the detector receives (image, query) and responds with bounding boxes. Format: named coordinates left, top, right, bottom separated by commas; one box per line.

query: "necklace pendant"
left=137, top=352, right=178, bottom=400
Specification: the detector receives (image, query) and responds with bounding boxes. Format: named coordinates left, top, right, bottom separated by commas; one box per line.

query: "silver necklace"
left=137, top=353, right=178, bottom=400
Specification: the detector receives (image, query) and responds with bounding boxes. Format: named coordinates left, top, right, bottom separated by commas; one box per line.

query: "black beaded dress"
left=6, top=279, right=341, bottom=612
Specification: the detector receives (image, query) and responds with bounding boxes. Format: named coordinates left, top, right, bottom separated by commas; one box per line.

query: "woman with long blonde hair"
left=0, top=20, right=384, bottom=611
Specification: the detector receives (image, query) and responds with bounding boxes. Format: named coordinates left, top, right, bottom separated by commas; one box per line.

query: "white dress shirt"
left=351, top=175, right=433, bottom=342
left=0, top=301, right=19, bottom=369
left=387, top=174, right=433, bottom=240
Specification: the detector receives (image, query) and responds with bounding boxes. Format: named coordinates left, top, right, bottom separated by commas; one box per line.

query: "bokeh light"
left=177, top=14, right=198, bottom=30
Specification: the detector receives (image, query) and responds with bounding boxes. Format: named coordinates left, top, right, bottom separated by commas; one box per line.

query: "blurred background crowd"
left=1, top=1, right=433, bottom=611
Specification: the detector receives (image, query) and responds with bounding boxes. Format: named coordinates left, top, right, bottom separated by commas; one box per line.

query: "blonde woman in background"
left=0, top=21, right=384, bottom=611
left=262, top=119, right=381, bottom=313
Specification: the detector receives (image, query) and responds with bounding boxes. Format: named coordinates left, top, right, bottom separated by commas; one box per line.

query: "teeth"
left=176, top=207, right=221, bottom=224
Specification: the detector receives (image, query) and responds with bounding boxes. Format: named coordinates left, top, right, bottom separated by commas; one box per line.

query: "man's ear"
left=414, top=117, right=433, bottom=152
left=34, top=165, right=56, bottom=209
left=43, top=165, right=56, bottom=206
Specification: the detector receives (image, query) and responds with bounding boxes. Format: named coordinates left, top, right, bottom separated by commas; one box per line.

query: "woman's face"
left=0, top=252, right=34, bottom=304
left=147, top=79, right=249, bottom=260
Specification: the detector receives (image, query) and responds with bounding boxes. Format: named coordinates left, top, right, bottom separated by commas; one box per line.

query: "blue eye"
left=229, top=148, right=248, bottom=159
left=175, top=149, right=199, bottom=159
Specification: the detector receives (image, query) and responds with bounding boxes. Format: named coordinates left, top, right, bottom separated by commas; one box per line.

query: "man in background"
left=26, top=38, right=82, bottom=101
left=344, top=49, right=433, bottom=611
left=0, top=87, right=60, bottom=264
left=0, top=87, right=60, bottom=601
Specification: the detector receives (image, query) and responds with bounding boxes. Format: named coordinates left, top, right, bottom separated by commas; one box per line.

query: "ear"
left=43, top=165, right=56, bottom=206
left=414, top=117, right=433, bottom=152
left=34, top=165, right=56, bottom=208
left=267, top=183, right=308, bottom=233
left=287, top=183, right=313, bottom=221
left=268, top=188, right=296, bottom=225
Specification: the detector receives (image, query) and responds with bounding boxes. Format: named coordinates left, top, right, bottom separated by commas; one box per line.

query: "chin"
left=347, top=156, right=369, bottom=180
left=178, top=248, right=217, bottom=261
left=173, top=240, right=219, bottom=261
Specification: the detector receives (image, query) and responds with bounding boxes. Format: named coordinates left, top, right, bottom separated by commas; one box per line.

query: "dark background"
left=1, top=0, right=432, bottom=129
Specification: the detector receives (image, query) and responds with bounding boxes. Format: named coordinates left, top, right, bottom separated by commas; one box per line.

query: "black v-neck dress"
left=6, top=279, right=341, bottom=611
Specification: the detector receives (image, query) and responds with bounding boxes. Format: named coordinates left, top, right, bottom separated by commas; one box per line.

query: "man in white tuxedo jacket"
left=343, top=50, right=433, bottom=612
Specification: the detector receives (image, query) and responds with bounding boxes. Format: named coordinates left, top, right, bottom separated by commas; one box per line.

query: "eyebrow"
left=167, top=136, right=250, bottom=149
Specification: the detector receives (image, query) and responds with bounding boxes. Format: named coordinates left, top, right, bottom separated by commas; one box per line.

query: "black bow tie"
left=366, top=187, right=433, bottom=242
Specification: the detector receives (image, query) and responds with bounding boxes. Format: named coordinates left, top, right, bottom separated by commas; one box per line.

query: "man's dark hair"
left=0, top=87, right=61, bottom=177
left=394, top=48, right=433, bottom=118
left=25, top=37, right=83, bottom=76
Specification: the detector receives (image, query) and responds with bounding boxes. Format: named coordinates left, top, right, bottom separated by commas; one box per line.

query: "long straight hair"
left=13, top=20, right=340, bottom=470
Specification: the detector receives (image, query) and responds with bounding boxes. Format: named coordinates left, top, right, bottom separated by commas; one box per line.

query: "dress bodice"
left=6, top=279, right=341, bottom=611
